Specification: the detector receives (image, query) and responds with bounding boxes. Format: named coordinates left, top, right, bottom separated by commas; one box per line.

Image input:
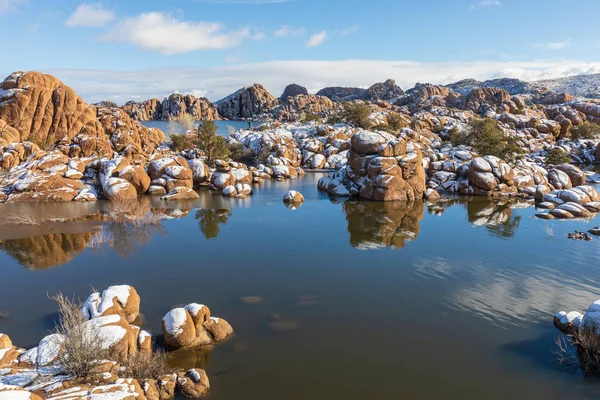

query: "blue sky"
left=1, top=0, right=599, bottom=103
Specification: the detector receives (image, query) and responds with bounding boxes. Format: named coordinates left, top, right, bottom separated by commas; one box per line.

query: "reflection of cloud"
left=412, top=257, right=455, bottom=280
left=449, top=263, right=600, bottom=328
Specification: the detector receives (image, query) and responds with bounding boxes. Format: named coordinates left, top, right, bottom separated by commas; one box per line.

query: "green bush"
left=195, top=120, right=230, bottom=166
left=168, top=133, right=188, bottom=152
left=454, top=118, right=523, bottom=162
left=372, top=124, right=394, bottom=133
left=302, top=113, right=321, bottom=123
left=571, top=121, right=600, bottom=140
left=342, top=102, right=372, bottom=129
left=326, top=113, right=343, bottom=125
left=545, top=148, right=570, bottom=165
left=447, top=127, right=460, bottom=144
left=387, top=112, right=406, bottom=132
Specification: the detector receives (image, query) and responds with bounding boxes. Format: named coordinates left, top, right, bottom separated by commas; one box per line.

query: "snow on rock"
left=81, top=285, right=140, bottom=323
left=162, top=304, right=233, bottom=350
left=36, top=334, right=65, bottom=367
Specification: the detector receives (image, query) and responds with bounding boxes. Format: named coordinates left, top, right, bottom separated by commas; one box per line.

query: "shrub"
left=302, top=113, right=321, bottom=123
left=122, top=351, right=169, bottom=381
left=326, top=113, right=342, bottom=124
left=342, top=102, right=372, bottom=129
left=176, top=113, right=197, bottom=132
left=453, top=118, right=523, bottom=162
left=228, top=142, right=255, bottom=165
left=372, top=124, right=394, bottom=133
left=49, top=292, right=108, bottom=378
left=432, top=124, right=444, bottom=134
left=5, top=212, right=42, bottom=226
left=447, top=127, right=460, bottom=144
left=195, top=120, right=230, bottom=166
left=257, top=124, right=270, bottom=131
left=169, top=133, right=188, bottom=152
left=555, top=327, right=600, bottom=376
left=387, top=112, right=406, bottom=132
left=545, top=148, right=570, bottom=165
left=571, top=122, right=600, bottom=140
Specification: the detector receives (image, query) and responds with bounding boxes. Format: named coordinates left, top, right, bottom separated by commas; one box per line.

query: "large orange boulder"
left=82, top=285, right=141, bottom=323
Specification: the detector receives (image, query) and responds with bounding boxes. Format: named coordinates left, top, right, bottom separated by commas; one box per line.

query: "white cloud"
left=340, top=25, right=358, bottom=36
left=534, top=39, right=571, bottom=50
left=39, top=58, right=600, bottom=104
left=306, top=31, right=327, bottom=47
left=0, top=0, right=25, bottom=16
left=193, top=0, right=292, bottom=3
left=66, top=3, right=115, bottom=27
left=99, top=12, right=263, bottom=55
left=469, top=1, right=500, bottom=10
left=274, top=25, right=305, bottom=38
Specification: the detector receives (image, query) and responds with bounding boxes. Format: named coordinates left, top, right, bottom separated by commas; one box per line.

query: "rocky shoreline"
left=0, top=285, right=233, bottom=399
left=1, top=70, right=600, bottom=214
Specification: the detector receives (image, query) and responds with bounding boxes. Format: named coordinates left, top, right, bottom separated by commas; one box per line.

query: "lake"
left=142, top=120, right=260, bottom=136
left=1, top=172, right=600, bottom=399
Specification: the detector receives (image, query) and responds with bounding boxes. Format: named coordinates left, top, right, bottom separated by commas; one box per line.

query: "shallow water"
left=142, top=120, right=259, bottom=136
left=1, top=173, right=600, bottom=399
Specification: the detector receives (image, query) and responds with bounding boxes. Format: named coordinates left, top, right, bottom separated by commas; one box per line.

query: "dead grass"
left=49, top=291, right=108, bottom=378
left=5, top=212, right=43, bottom=226
left=107, top=197, right=162, bottom=226
left=555, top=327, right=600, bottom=376
left=121, top=351, right=170, bottom=381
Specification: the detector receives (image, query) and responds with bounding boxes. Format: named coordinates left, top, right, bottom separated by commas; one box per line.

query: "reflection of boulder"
left=195, top=209, right=231, bottom=240
left=344, top=200, right=424, bottom=249
left=0, top=231, right=94, bottom=269
left=466, top=199, right=522, bottom=238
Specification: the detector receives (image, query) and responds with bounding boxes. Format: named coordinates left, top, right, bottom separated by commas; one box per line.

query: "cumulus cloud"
left=0, top=0, right=25, bottom=16
left=306, top=31, right=327, bottom=47
left=534, top=39, right=571, bottom=50
left=274, top=25, right=305, bottom=38
left=99, top=12, right=263, bottom=55
left=66, top=3, right=115, bottom=27
left=469, top=0, right=500, bottom=10
left=38, top=59, right=600, bottom=104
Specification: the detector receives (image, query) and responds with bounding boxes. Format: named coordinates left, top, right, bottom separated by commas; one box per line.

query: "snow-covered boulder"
left=162, top=304, right=233, bottom=350
left=81, top=285, right=141, bottom=323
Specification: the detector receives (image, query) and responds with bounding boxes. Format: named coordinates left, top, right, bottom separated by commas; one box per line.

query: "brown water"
left=1, top=173, right=600, bottom=399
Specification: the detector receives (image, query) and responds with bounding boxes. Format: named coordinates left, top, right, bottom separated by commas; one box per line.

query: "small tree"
left=342, top=102, right=372, bottom=129
left=387, top=112, right=406, bottom=132
left=571, top=121, right=600, bottom=140
left=454, top=118, right=523, bottom=162
left=545, top=148, right=570, bottom=165
left=195, top=120, right=230, bottom=166
left=168, top=134, right=187, bottom=152
left=302, top=113, right=321, bottom=123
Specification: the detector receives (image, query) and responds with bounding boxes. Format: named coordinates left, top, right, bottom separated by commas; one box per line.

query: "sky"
left=1, top=0, right=599, bottom=104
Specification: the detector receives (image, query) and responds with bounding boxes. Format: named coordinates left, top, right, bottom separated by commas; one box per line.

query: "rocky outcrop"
left=122, top=98, right=162, bottom=121
left=364, top=79, right=404, bottom=102
left=0, top=286, right=218, bottom=399
left=162, top=303, right=233, bottom=349
left=280, top=84, right=309, bottom=101
left=217, top=84, right=279, bottom=120
left=209, top=160, right=253, bottom=198
left=272, top=94, right=335, bottom=121
left=0, top=71, right=111, bottom=155
left=316, top=79, right=403, bottom=103
left=318, top=130, right=427, bottom=201
left=123, top=94, right=220, bottom=122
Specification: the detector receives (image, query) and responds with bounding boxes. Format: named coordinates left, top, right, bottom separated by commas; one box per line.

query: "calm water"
left=142, top=120, right=259, bottom=136
left=1, top=173, right=600, bottom=399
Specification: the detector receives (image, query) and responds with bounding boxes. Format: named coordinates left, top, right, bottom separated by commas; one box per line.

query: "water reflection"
left=344, top=200, right=424, bottom=250
left=0, top=231, right=96, bottom=269
left=195, top=209, right=232, bottom=240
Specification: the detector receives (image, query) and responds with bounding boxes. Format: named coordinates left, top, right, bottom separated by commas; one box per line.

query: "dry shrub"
left=107, top=197, right=162, bottom=226
left=122, top=351, right=170, bottom=381
left=555, top=327, right=600, bottom=376
left=49, top=291, right=108, bottom=378
left=5, top=212, right=43, bottom=226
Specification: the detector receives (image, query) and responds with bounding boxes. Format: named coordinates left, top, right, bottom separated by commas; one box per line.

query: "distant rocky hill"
left=121, top=94, right=220, bottom=121
left=316, top=79, right=404, bottom=103
left=444, top=74, right=600, bottom=99
left=532, top=74, right=600, bottom=99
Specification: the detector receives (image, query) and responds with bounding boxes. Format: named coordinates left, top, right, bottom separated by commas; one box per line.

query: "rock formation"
left=122, top=94, right=220, bottom=122
left=280, top=84, right=309, bottom=101
left=217, top=84, right=279, bottom=120
left=162, top=303, right=233, bottom=349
